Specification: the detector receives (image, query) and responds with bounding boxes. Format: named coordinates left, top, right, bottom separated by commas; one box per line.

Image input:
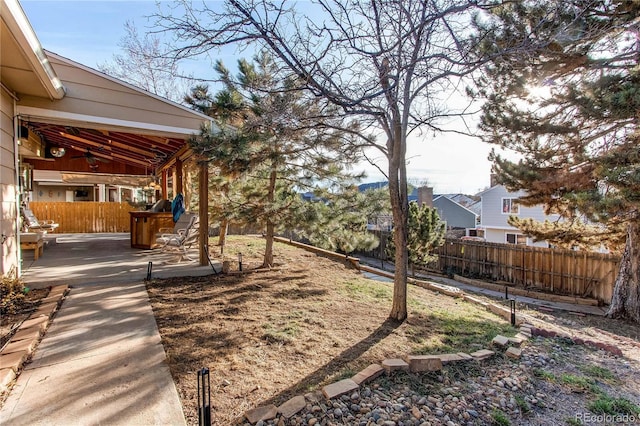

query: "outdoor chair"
left=155, top=213, right=197, bottom=241
left=156, top=215, right=200, bottom=260
left=20, top=207, right=59, bottom=233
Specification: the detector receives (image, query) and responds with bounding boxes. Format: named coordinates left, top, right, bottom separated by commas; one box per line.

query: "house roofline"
left=433, top=194, right=479, bottom=217
left=46, top=51, right=213, bottom=122
left=2, top=0, right=65, bottom=100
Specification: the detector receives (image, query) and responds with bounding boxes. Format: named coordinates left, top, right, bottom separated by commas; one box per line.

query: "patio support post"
left=198, top=161, right=208, bottom=266
left=175, top=159, right=183, bottom=195
left=161, top=169, right=168, bottom=199
left=97, top=184, right=106, bottom=202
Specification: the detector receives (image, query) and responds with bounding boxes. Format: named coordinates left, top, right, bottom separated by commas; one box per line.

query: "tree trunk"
left=388, top=121, right=409, bottom=322
left=262, top=167, right=277, bottom=268
left=606, top=219, right=640, bottom=323
left=217, top=218, right=229, bottom=247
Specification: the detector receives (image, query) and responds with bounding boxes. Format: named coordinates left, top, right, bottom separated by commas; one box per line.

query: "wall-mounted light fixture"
left=49, top=146, right=66, bottom=158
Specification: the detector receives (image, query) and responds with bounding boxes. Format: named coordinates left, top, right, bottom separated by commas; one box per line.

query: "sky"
left=20, top=0, right=496, bottom=195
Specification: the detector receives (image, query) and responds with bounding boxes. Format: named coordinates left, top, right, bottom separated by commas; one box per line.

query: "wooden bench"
left=20, top=233, right=44, bottom=260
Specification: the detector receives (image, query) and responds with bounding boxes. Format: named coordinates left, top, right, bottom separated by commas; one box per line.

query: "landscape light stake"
left=505, top=286, right=508, bottom=300
left=238, top=252, right=243, bottom=272
left=197, top=367, right=211, bottom=426
left=510, top=299, right=516, bottom=326
left=146, top=262, right=152, bottom=281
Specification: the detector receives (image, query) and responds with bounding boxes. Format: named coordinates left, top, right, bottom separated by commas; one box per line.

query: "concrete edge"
left=0, top=285, right=69, bottom=394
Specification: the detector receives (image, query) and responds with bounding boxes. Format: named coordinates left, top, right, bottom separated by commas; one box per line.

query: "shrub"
left=0, top=275, right=28, bottom=315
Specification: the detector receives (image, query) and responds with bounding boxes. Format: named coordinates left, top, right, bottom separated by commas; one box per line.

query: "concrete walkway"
left=1, top=233, right=221, bottom=425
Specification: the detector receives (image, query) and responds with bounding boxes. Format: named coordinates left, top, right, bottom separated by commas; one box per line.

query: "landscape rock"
left=245, top=405, right=277, bottom=424
left=322, top=378, right=359, bottom=399
left=382, top=358, right=410, bottom=373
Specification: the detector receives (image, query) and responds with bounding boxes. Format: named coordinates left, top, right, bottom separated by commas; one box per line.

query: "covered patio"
left=20, top=233, right=219, bottom=289
left=2, top=0, right=217, bottom=276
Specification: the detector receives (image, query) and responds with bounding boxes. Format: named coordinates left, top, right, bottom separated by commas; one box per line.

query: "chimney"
left=490, top=173, right=499, bottom=187
left=417, top=186, right=433, bottom=207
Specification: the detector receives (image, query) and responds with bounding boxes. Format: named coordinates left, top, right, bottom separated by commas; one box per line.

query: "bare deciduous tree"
left=155, top=0, right=487, bottom=320
left=99, top=20, right=193, bottom=103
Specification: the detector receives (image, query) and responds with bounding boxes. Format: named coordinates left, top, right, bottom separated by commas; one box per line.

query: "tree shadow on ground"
left=256, top=318, right=402, bottom=407
left=272, top=287, right=328, bottom=299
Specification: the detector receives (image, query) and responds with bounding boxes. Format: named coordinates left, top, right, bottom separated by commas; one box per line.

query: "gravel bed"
left=240, top=335, right=640, bottom=426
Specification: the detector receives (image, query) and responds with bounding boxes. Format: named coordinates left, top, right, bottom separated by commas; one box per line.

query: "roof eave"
left=2, top=0, right=65, bottom=100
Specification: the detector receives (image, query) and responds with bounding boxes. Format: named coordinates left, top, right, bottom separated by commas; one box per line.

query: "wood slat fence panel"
left=29, top=202, right=137, bottom=233
left=433, top=239, right=620, bottom=304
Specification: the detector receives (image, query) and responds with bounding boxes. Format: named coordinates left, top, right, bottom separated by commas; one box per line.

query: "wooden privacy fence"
left=434, top=239, right=620, bottom=304
left=29, top=202, right=137, bottom=233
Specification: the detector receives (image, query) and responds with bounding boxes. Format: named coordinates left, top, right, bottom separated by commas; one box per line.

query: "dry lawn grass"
left=145, top=236, right=515, bottom=425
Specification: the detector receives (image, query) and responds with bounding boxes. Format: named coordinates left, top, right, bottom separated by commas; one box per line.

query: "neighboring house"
left=470, top=184, right=560, bottom=247
left=439, top=193, right=477, bottom=208
left=360, top=183, right=435, bottom=231
left=433, top=195, right=478, bottom=230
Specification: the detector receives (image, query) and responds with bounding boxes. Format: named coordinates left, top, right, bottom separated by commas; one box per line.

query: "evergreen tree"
left=185, top=82, right=248, bottom=249
left=387, top=202, right=446, bottom=277
left=472, top=0, right=640, bottom=322
left=296, top=186, right=389, bottom=254
left=190, top=52, right=371, bottom=267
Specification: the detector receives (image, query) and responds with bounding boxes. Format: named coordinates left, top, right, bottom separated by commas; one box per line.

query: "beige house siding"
left=18, top=52, right=209, bottom=136
left=1, top=87, right=18, bottom=275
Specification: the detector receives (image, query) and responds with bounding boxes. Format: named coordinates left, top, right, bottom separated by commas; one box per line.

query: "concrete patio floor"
left=20, top=232, right=220, bottom=289
left=1, top=233, right=221, bottom=425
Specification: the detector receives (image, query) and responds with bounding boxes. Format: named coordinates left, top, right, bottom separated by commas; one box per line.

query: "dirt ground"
left=145, top=236, right=518, bottom=424
left=0, top=287, right=49, bottom=349
left=145, top=236, right=640, bottom=425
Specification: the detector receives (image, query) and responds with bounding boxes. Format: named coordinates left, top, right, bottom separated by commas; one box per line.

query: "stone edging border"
left=241, top=324, right=534, bottom=425
left=241, top=315, right=627, bottom=425
left=0, top=285, right=69, bottom=393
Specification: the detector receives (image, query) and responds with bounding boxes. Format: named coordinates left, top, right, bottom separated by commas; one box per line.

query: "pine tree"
left=185, top=82, right=248, bottom=249
left=472, top=0, right=640, bottom=322
left=387, top=202, right=446, bottom=277
left=190, top=52, right=372, bottom=267
left=295, top=186, right=389, bottom=254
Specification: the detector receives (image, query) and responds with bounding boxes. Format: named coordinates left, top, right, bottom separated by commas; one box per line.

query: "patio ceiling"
left=22, top=120, right=188, bottom=171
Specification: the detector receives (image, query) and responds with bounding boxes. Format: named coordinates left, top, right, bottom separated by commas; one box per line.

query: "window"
left=467, top=229, right=485, bottom=238
left=502, top=198, right=519, bottom=214
left=506, top=233, right=527, bottom=245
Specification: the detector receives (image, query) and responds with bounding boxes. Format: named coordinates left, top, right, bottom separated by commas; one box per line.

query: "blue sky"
left=20, top=0, right=494, bottom=195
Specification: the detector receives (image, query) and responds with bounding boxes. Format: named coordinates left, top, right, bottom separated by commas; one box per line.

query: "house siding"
left=433, top=196, right=477, bottom=229
left=480, top=185, right=559, bottom=248
left=481, top=185, right=559, bottom=228
left=1, top=87, right=18, bottom=275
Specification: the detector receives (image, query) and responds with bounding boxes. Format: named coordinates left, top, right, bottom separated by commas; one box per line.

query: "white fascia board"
left=17, top=106, right=204, bottom=137
left=478, top=225, right=518, bottom=231
left=3, top=0, right=65, bottom=99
